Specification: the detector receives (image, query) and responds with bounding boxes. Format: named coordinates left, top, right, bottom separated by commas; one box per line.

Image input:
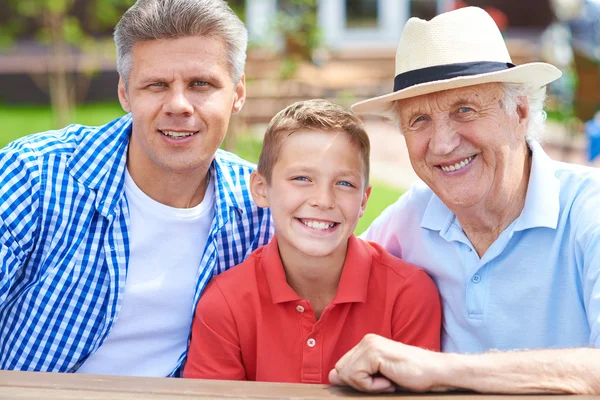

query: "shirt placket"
left=295, top=299, right=324, bottom=383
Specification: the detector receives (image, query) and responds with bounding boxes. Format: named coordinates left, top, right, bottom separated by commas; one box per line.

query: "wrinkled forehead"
left=397, top=82, right=504, bottom=116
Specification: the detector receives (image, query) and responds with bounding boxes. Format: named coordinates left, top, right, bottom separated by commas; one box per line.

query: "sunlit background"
left=1, top=0, right=599, bottom=233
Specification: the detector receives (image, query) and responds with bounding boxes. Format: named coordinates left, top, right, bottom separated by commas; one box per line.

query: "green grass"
left=0, top=102, right=126, bottom=148
left=2, top=102, right=404, bottom=234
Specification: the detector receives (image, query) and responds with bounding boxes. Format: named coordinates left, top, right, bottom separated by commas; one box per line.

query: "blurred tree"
left=275, top=0, right=322, bottom=79
left=4, top=0, right=134, bottom=127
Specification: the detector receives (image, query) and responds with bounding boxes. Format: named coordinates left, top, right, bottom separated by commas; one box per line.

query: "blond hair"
left=258, top=99, right=370, bottom=186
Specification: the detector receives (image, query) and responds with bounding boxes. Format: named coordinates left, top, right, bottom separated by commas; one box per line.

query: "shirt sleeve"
left=0, top=146, right=40, bottom=306
left=183, top=279, right=247, bottom=380
left=391, top=269, right=442, bottom=351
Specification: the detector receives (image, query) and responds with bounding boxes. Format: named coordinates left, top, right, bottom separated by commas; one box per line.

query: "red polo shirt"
left=183, top=235, right=441, bottom=383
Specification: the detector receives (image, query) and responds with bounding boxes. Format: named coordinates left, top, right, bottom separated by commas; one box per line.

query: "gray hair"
left=500, top=82, right=547, bottom=141
left=388, top=82, right=548, bottom=140
left=114, top=0, right=248, bottom=88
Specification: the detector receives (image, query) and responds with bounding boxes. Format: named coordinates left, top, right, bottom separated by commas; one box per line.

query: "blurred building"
left=0, top=0, right=557, bottom=114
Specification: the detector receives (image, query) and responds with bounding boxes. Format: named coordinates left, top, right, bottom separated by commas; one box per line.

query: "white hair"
left=500, top=82, right=547, bottom=141
left=114, top=0, right=248, bottom=88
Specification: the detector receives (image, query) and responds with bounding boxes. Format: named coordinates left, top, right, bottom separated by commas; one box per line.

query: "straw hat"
left=351, top=6, right=562, bottom=114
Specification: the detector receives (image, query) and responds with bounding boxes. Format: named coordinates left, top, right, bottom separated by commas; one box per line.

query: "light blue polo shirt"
left=363, top=140, right=600, bottom=353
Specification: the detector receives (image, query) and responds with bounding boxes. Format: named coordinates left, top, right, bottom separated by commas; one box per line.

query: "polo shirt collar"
left=420, top=139, right=560, bottom=234
left=261, top=235, right=371, bottom=304
left=513, top=139, right=560, bottom=231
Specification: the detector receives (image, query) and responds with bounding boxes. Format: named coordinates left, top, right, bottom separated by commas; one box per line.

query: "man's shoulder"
left=379, top=180, right=436, bottom=221
left=553, top=160, right=600, bottom=186
left=214, top=148, right=257, bottom=173
left=213, top=149, right=267, bottom=217
left=1, top=115, right=130, bottom=165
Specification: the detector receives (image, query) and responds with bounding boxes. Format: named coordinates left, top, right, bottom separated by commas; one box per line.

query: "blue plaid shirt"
left=0, top=114, right=273, bottom=374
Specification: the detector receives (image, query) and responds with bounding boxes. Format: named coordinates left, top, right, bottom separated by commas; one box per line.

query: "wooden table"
left=0, top=370, right=595, bottom=399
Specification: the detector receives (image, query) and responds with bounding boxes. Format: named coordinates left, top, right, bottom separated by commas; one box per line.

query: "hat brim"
left=351, top=62, right=562, bottom=114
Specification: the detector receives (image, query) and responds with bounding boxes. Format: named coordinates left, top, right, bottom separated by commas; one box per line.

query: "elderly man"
left=329, top=6, right=600, bottom=394
left=0, top=0, right=272, bottom=376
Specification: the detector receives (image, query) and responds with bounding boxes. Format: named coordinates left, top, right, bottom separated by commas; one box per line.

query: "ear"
left=358, top=185, right=372, bottom=219
left=117, top=77, right=131, bottom=113
left=250, top=170, right=270, bottom=208
left=516, top=95, right=530, bottom=126
left=231, top=74, right=246, bottom=114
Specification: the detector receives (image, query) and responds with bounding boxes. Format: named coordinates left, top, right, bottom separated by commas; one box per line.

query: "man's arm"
left=329, top=336, right=600, bottom=394
left=0, top=146, right=40, bottom=305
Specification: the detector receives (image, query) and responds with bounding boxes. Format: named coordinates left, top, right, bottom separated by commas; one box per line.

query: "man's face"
left=118, top=35, right=245, bottom=178
left=398, top=83, right=529, bottom=211
left=251, top=130, right=371, bottom=263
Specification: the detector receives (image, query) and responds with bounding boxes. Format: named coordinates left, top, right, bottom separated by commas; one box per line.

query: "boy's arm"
left=391, top=269, right=442, bottom=351
left=183, top=280, right=247, bottom=380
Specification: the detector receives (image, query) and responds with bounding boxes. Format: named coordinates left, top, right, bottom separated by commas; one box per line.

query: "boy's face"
left=252, top=129, right=371, bottom=262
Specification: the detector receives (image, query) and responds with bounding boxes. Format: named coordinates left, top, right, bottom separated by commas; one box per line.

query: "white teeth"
left=441, top=156, right=474, bottom=172
left=161, top=130, right=195, bottom=138
left=302, top=220, right=336, bottom=231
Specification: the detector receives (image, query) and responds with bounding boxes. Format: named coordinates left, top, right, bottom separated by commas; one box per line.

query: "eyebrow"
left=137, top=74, right=220, bottom=86
left=286, top=166, right=361, bottom=177
left=449, top=96, right=479, bottom=108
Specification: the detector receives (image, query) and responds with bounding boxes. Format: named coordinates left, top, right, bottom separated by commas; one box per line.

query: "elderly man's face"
left=398, top=83, right=529, bottom=210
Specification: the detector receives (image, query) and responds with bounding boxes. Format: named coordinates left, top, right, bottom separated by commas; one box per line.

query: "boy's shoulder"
left=361, top=239, right=428, bottom=282
left=210, top=245, right=267, bottom=293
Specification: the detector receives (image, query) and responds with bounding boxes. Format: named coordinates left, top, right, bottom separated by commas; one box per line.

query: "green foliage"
left=0, top=102, right=125, bottom=148
left=4, top=0, right=135, bottom=126
left=226, top=0, right=246, bottom=23
left=274, top=0, right=322, bottom=79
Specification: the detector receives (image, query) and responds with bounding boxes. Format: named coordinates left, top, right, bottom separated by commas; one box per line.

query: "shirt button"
left=307, top=338, right=316, bottom=347
left=472, top=274, right=481, bottom=283
left=296, top=305, right=305, bottom=313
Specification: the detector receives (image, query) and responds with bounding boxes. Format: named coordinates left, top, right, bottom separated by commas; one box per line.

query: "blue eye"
left=192, top=81, right=208, bottom=87
left=458, top=107, right=473, bottom=113
left=292, top=176, right=309, bottom=182
left=337, top=181, right=355, bottom=187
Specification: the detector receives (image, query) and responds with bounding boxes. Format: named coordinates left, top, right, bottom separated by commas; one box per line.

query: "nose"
left=309, top=184, right=335, bottom=209
left=163, top=87, right=194, bottom=116
left=428, top=118, right=460, bottom=156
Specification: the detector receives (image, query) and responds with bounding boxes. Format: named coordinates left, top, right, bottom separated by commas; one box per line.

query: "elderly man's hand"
left=328, top=334, right=448, bottom=393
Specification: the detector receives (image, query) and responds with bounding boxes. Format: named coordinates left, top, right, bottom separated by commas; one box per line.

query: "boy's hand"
left=329, top=334, right=449, bottom=393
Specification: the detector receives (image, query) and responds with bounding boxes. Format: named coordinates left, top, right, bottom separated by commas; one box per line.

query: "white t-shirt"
left=77, top=169, right=215, bottom=376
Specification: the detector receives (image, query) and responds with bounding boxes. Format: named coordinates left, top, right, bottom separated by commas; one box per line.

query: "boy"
left=183, top=99, right=441, bottom=383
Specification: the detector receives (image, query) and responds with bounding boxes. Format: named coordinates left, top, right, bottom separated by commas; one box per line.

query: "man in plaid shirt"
left=0, top=0, right=272, bottom=377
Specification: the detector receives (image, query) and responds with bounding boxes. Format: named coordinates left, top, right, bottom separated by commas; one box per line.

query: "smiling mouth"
left=159, top=130, right=198, bottom=139
left=297, top=218, right=339, bottom=231
left=439, top=155, right=475, bottom=172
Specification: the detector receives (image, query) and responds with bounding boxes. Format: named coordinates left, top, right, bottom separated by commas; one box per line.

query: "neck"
left=278, top=241, right=348, bottom=318
left=456, top=150, right=532, bottom=257
left=127, top=161, right=212, bottom=209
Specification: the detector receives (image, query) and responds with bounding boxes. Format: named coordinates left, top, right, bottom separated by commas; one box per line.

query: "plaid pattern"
left=0, top=114, right=273, bottom=374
